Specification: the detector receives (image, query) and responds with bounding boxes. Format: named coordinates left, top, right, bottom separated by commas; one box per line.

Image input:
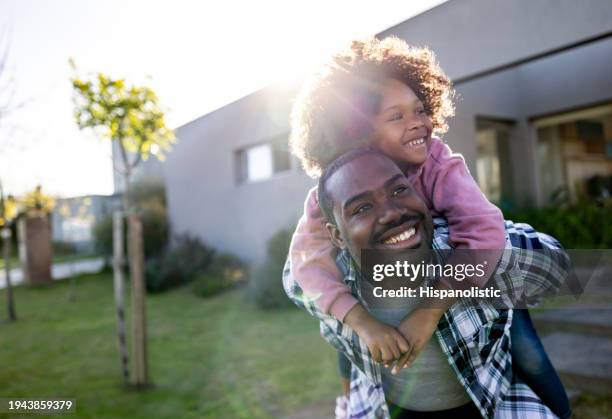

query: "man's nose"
left=378, top=200, right=405, bottom=225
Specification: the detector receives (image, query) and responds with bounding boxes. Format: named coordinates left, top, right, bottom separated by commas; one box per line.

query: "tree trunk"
left=123, top=174, right=148, bottom=387
left=112, top=211, right=129, bottom=384
left=2, top=227, right=16, bottom=321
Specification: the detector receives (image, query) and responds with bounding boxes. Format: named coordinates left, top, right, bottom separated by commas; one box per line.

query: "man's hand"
left=344, top=304, right=410, bottom=366
left=393, top=308, right=441, bottom=374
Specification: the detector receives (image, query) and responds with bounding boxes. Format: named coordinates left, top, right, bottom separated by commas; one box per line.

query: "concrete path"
left=534, top=301, right=612, bottom=396
left=541, top=332, right=612, bottom=394
left=0, top=257, right=105, bottom=289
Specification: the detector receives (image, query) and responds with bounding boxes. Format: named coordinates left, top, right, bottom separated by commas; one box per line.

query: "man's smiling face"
left=324, top=152, right=434, bottom=267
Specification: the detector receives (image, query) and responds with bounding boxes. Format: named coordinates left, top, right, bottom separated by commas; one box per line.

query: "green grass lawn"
left=1, top=273, right=609, bottom=419
left=0, top=273, right=339, bottom=418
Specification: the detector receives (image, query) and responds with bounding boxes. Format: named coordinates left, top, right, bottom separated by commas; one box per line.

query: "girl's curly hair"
left=290, top=36, right=456, bottom=178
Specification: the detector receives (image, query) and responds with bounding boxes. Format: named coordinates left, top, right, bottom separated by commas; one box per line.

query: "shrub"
left=191, top=272, right=229, bottom=298
left=503, top=203, right=612, bottom=249
left=93, top=180, right=170, bottom=261
left=145, top=256, right=186, bottom=293
left=52, top=241, right=78, bottom=256
left=192, top=252, right=247, bottom=298
left=93, top=202, right=169, bottom=261
left=248, top=228, right=294, bottom=309
left=145, top=234, right=214, bottom=293
left=93, top=216, right=113, bottom=257
left=139, top=199, right=170, bottom=259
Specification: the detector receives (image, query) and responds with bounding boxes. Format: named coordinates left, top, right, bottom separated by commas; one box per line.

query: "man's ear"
left=326, top=222, right=346, bottom=249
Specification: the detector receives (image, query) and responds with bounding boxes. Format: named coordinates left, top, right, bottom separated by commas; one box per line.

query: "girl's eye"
left=416, top=108, right=427, bottom=115
left=388, top=113, right=403, bottom=121
left=392, top=186, right=409, bottom=196
left=353, top=204, right=372, bottom=215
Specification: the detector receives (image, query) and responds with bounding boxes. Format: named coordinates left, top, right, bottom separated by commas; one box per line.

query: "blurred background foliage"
left=248, top=228, right=294, bottom=309
left=94, top=180, right=170, bottom=262
left=503, top=202, right=612, bottom=249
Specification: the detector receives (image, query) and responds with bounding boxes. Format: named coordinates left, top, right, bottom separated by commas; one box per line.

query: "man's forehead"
left=327, top=155, right=404, bottom=204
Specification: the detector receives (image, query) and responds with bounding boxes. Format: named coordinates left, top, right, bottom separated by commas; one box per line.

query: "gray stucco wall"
left=164, top=86, right=315, bottom=263
left=379, top=0, right=612, bottom=81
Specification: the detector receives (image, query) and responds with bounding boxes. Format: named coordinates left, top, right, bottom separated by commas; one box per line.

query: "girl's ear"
left=326, top=222, right=346, bottom=249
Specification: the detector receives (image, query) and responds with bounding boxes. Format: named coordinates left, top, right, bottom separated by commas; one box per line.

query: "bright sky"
left=0, top=0, right=446, bottom=198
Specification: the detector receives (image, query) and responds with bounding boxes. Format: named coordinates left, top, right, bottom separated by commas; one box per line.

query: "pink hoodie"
left=289, top=138, right=506, bottom=321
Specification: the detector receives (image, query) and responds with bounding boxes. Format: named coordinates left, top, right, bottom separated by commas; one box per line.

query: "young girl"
left=288, top=37, right=571, bottom=419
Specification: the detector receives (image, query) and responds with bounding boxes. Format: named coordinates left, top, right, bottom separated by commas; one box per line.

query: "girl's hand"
left=345, top=304, right=410, bottom=366
left=393, top=308, right=441, bottom=374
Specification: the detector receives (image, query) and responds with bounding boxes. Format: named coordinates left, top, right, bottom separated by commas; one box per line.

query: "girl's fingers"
left=389, top=341, right=400, bottom=360
left=380, top=346, right=393, bottom=366
left=393, top=350, right=412, bottom=375
left=394, top=332, right=410, bottom=354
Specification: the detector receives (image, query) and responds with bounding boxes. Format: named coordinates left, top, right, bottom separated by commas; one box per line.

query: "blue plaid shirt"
left=283, top=219, right=570, bottom=419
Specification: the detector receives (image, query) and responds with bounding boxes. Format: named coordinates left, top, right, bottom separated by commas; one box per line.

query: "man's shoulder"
left=503, top=220, right=564, bottom=250
left=433, top=217, right=563, bottom=250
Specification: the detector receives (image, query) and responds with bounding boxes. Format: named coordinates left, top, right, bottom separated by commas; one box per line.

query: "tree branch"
left=128, top=141, right=144, bottom=171
left=117, top=137, right=134, bottom=185
left=110, top=154, right=128, bottom=178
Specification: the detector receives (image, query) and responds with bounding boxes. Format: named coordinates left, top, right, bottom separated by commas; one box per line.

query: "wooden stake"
left=112, top=211, right=129, bottom=384
left=128, top=213, right=148, bottom=386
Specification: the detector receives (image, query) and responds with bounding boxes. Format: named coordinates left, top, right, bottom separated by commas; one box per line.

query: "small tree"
left=71, top=68, right=175, bottom=387
left=21, top=185, right=55, bottom=214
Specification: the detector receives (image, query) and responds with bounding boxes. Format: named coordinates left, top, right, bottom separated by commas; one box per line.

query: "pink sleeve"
left=422, top=140, right=506, bottom=286
left=289, top=187, right=359, bottom=321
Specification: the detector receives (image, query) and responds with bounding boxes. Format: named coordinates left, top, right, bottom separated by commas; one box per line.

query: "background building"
left=120, top=0, right=612, bottom=264
left=52, top=194, right=121, bottom=253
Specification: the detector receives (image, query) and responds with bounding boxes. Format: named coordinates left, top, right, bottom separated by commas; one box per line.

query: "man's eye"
left=416, top=108, right=427, bottom=115
left=353, top=204, right=372, bottom=215
left=392, top=186, right=409, bottom=196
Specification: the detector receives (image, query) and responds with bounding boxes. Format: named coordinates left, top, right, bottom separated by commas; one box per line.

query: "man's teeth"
left=383, top=227, right=416, bottom=244
left=407, top=138, right=425, bottom=147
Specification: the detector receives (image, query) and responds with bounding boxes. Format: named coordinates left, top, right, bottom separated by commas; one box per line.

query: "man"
left=283, top=149, right=569, bottom=418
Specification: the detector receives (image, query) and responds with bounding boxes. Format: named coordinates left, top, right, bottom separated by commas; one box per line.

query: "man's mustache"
left=373, top=212, right=423, bottom=242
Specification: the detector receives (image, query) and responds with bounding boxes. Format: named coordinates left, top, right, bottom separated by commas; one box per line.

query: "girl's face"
left=370, top=78, right=433, bottom=171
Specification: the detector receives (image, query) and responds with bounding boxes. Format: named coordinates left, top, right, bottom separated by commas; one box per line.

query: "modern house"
left=121, top=0, right=612, bottom=264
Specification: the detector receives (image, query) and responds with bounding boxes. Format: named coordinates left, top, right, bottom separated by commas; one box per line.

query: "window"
left=535, top=104, right=612, bottom=205
left=61, top=217, right=93, bottom=242
left=244, top=144, right=273, bottom=182
left=235, top=135, right=291, bottom=183
left=475, top=118, right=515, bottom=206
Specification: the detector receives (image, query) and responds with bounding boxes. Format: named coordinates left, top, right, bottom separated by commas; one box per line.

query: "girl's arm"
left=289, top=189, right=414, bottom=365
left=289, top=187, right=359, bottom=321
left=422, top=139, right=506, bottom=286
